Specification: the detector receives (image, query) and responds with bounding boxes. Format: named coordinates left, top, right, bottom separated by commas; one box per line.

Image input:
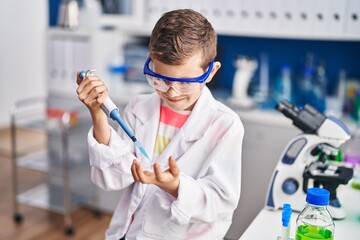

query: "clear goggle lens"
left=146, top=75, right=202, bottom=94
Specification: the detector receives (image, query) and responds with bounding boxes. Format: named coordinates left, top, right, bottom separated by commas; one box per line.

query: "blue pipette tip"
left=135, top=141, right=152, bottom=163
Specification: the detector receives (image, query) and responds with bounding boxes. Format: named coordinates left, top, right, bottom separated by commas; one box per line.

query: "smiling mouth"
left=168, top=98, right=181, bottom=102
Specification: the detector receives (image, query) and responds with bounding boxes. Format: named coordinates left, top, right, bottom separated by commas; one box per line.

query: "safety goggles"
left=143, top=57, right=214, bottom=94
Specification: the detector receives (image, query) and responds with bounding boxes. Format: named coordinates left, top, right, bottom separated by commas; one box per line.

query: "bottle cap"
left=306, top=188, right=330, bottom=206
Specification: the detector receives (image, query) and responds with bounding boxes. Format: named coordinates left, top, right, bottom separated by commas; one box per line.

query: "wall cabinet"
left=225, top=110, right=300, bottom=239
left=100, top=0, right=360, bottom=40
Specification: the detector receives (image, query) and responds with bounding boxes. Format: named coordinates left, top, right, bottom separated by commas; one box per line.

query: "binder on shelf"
left=247, top=0, right=264, bottom=34
left=145, top=0, right=162, bottom=25
left=291, top=0, right=312, bottom=37
left=309, top=0, right=329, bottom=37
left=204, top=0, right=220, bottom=31
left=327, top=0, right=348, bottom=37
left=214, top=0, right=234, bottom=32
left=49, top=35, right=91, bottom=97
left=48, top=37, right=65, bottom=93
left=73, top=39, right=91, bottom=82
left=233, top=0, right=253, bottom=34
left=345, top=0, right=360, bottom=38
left=261, top=0, right=281, bottom=36
left=278, top=0, right=297, bottom=36
left=63, top=38, right=75, bottom=93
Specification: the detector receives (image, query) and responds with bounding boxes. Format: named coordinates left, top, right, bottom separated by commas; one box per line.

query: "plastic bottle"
left=78, top=0, right=102, bottom=32
left=296, top=66, right=314, bottom=108
left=274, top=65, right=292, bottom=102
left=313, top=60, right=327, bottom=112
left=295, top=188, right=334, bottom=240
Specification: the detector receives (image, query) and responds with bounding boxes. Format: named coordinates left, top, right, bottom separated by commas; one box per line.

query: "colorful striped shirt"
left=153, top=104, right=190, bottom=160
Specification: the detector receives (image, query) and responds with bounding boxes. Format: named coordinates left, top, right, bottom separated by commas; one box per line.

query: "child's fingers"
left=131, top=159, right=140, bottom=182
left=153, top=163, right=164, bottom=181
left=168, top=156, right=180, bottom=177
left=77, top=78, right=103, bottom=101
left=76, top=72, right=83, bottom=85
left=136, top=162, right=151, bottom=184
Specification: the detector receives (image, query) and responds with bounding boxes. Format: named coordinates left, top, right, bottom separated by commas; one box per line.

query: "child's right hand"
left=76, top=72, right=112, bottom=144
left=76, top=72, right=109, bottom=115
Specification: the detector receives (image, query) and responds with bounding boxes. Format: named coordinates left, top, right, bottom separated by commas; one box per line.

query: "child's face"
left=151, top=54, right=219, bottom=111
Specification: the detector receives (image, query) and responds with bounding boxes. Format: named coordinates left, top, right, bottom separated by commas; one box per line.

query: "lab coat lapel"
left=181, top=87, right=216, bottom=142
left=131, top=92, right=160, bottom=162
left=156, top=87, right=217, bottom=168
left=177, top=87, right=217, bottom=170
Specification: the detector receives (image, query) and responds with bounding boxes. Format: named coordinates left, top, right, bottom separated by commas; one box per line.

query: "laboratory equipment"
left=78, top=0, right=101, bottom=32
left=257, top=53, right=269, bottom=103
left=10, top=97, right=97, bottom=235
left=274, top=65, right=292, bottom=103
left=295, top=188, right=334, bottom=240
left=279, top=203, right=293, bottom=240
left=78, top=70, right=152, bottom=164
left=265, top=99, right=353, bottom=220
left=228, top=55, right=258, bottom=108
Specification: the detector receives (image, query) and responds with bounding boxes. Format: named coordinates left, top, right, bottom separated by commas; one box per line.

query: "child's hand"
left=76, top=72, right=108, bottom=114
left=131, top=156, right=180, bottom=198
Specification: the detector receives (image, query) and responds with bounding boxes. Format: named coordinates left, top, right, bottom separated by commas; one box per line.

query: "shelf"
left=17, top=183, right=62, bottom=213
left=17, top=183, right=90, bottom=214
left=11, top=96, right=97, bottom=231
left=17, top=150, right=49, bottom=172
left=100, top=16, right=153, bottom=36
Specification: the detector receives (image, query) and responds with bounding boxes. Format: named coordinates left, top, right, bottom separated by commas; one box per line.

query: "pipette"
left=79, top=70, right=152, bottom=164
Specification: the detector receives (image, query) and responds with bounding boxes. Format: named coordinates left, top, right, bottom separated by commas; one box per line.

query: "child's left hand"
left=131, top=156, right=180, bottom=198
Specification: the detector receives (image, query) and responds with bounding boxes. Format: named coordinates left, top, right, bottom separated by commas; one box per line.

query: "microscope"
left=265, top=100, right=353, bottom=220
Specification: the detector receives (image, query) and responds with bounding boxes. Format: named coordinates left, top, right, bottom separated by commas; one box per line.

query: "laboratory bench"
left=223, top=102, right=359, bottom=239
left=239, top=185, right=360, bottom=240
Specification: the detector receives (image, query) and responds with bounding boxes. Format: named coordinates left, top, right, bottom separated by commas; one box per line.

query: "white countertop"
left=239, top=186, right=360, bottom=240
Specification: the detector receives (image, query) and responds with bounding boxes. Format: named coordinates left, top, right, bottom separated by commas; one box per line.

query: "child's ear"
left=206, top=61, right=221, bottom=83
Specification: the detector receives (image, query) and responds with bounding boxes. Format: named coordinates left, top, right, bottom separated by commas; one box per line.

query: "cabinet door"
left=226, top=121, right=299, bottom=239
left=47, top=34, right=91, bottom=97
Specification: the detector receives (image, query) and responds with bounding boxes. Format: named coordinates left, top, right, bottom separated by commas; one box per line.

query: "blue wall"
left=216, top=35, right=360, bottom=95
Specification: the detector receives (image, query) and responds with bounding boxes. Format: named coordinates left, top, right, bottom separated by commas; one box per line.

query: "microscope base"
left=328, top=204, right=346, bottom=220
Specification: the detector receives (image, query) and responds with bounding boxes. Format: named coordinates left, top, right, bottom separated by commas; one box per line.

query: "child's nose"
left=166, top=85, right=181, bottom=96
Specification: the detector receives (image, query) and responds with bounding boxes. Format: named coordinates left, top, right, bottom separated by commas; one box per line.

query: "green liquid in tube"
left=296, top=224, right=333, bottom=240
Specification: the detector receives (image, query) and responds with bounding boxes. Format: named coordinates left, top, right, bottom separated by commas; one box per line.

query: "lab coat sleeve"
left=87, top=125, right=136, bottom=191
left=171, top=118, right=244, bottom=224
left=87, top=95, right=149, bottom=191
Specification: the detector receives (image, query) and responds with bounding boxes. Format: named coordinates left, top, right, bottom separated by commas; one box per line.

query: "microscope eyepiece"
left=275, top=100, right=326, bottom=133
left=275, top=100, right=299, bottom=121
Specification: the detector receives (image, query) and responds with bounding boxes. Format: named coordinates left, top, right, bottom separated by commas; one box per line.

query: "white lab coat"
left=87, top=87, right=244, bottom=240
